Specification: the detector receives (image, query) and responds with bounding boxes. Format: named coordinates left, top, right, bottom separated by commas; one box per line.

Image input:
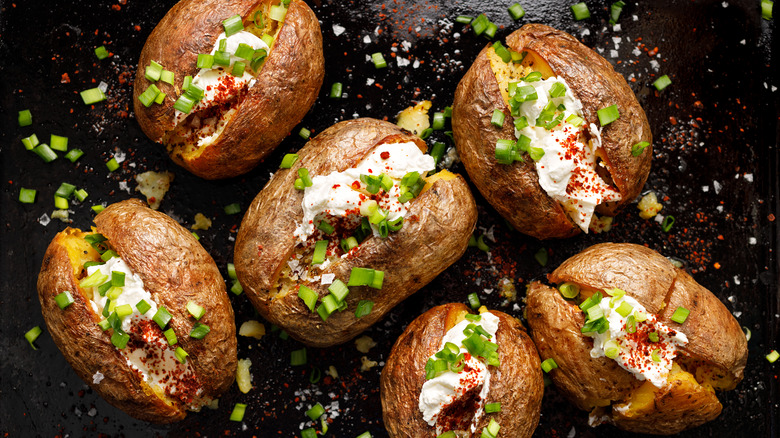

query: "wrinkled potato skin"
left=526, top=243, right=747, bottom=434
left=453, top=24, right=651, bottom=239
left=37, top=199, right=237, bottom=423
left=133, top=0, right=324, bottom=179
left=380, top=304, right=543, bottom=437
left=234, top=119, right=478, bottom=347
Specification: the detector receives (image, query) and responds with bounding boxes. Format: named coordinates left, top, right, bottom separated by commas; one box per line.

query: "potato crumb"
left=498, top=278, right=517, bottom=302
left=589, top=215, right=614, bottom=233
left=51, top=209, right=70, bottom=223
left=191, top=213, right=212, bottom=230
left=637, top=192, right=663, bottom=219
left=236, top=358, right=252, bottom=393
left=478, top=305, right=489, bottom=314
left=238, top=320, right=266, bottom=339
left=360, top=356, right=378, bottom=372
left=135, top=171, right=174, bottom=210
left=206, top=399, right=219, bottom=410
left=354, top=335, right=377, bottom=353
left=396, top=100, right=431, bottom=136
left=325, top=365, right=338, bottom=379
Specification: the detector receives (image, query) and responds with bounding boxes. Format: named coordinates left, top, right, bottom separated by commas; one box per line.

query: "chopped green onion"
left=95, top=45, right=109, bottom=60
left=579, top=291, right=602, bottom=311
left=586, top=305, right=604, bottom=321
left=74, top=189, right=88, bottom=202
left=173, top=346, right=188, bottom=363
left=661, top=215, right=675, bottom=232
left=490, top=109, right=506, bottom=127
left=430, top=141, right=446, bottom=164
left=298, top=285, right=318, bottom=311
left=294, top=178, right=305, bottom=190
left=565, top=113, right=584, bottom=127
left=470, top=14, right=490, bottom=36
left=370, top=270, right=384, bottom=289
left=80, top=87, right=107, bottom=105
left=18, top=188, right=37, bottom=204
left=299, top=127, right=311, bottom=140
left=767, top=350, right=779, bottom=363
left=495, top=139, right=516, bottom=165
left=80, top=271, right=109, bottom=288
left=185, top=83, right=204, bottom=101
left=153, top=307, right=172, bottom=329
left=145, top=60, right=163, bottom=82
left=106, top=157, right=120, bottom=172
left=231, top=280, right=243, bottom=295
left=631, top=141, right=650, bottom=156
left=648, top=331, right=660, bottom=343
left=49, top=135, right=68, bottom=152
left=186, top=301, right=205, bottom=320
left=615, top=301, right=634, bottom=317
left=160, top=70, right=174, bottom=85
left=625, top=314, right=637, bottom=333
left=224, top=203, right=241, bottom=215
left=485, top=418, right=500, bottom=437
left=21, top=133, right=39, bottom=150
left=234, top=43, right=255, bottom=60
left=316, top=301, right=332, bottom=321
left=347, top=267, right=375, bottom=287
left=232, top=61, right=246, bottom=77
left=136, top=300, right=151, bottom=315
left=18, top=109, right=32, bottom=127
left=431, top=112, right=446, bottom=130
left=371, top=52, right=387, bottom=69
left=355, top=433, right=372, bottom=438
left=762, top=0, right=774, bottom=20
left=571, top=2, right=591, bottom=20
left=115, top=304, right=133, bottom=319
left=653, top=75, right=672, bottom=91
left=32, top=144, right=58, bottom=162
left=604, top=339, right=620, bottom=358
left=419, top=127, right=433, bottom=140
left=635, top=310, right=648, bottom=322
left=597, top=104, right=620, bottom=126
left=111, top=331, right=130, bottom=349
left=341, top=236, right=359, bottom=252
left=196, top=54, right=214, bottom=69
left=111, top=271, right=125, bottom=287
left=97, top=319, right=111, bottom=331
left=189, top=323, right=211, bottom=339
left=549, top=82, right=567, bottom=98
left=101, top=249, right=118, bottom=261
left=651, top=349, right=662, bottom=362
left=223, top=14, right=244, bottom=37
left=541, top=357, right=558, bottom=373
left=173, top=94, right=195, bottom=113
left=301, top=428, right=316, bottom=438
left=306, top=403, right=325, bottom=420
left=213, top=50, right=231, bottom=67
left=467, top=292, right=481, bottom=309
left=279, top=153, right=299, bottom=168
left=475, top=235, right=490, bottom=252
left=330, top=82, right=343, bottom=98
left=328, top=280, right=349, bottom=302
left=228, top=402, right=247, bottom=422
left=558, top=282, right=580, bottom=299
left=298, top=168, right=313, bottom=187
left=609, top=1, right=625, bottom=24
left=355, top=300, right=374, bottom=318
left=54, top=196, right=68, bottom=210
left=455, top=15, right=474, bottom=24
left=534, top=248, right=548, bottom=266
left=162, top=328, right=177, bottom=345
left=291, top=348, right=307, bottom=366
left=311, top=240, right=328, bottom=265
left=317, top=220, right=335, bottom=234
left=484, top=21, right=498, bottom=39
left=269, top=4, right=287, bottom=21
left=523, top=71, right=543, bottom=83
left=484, top=402, right=502, bottom=413
left=491, top=41, right=512, bottom=63
left=670, top=306, right=690, bottom=324
left=508, top=3, right=525, bottom=20
left=91, top=205, right=105, bottom=214
left=54, top=291, right=75, bottom=309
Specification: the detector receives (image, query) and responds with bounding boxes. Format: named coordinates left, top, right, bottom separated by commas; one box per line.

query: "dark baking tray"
left=1, top=0, right=777, bottom=436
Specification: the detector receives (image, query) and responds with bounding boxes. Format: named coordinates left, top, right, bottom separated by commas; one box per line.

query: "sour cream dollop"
left=512, top=76, right=621, bottom=232
left=585, top=293, right=688, bottom=388
left=294, top=141, right=435, bottom=240
left=86, top=256, right=208, bottom=409
left=418, top=312, right=500, bottom=434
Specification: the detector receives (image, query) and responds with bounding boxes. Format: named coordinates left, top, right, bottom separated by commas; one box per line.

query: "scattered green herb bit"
left=355, top=300, right=374, bottom=318
left=355, top=433, right=372, bottom=438
left=33, top=144, right=58, bottom=162
left=534, top=247, right=548, bottom=266
left=306, top=403, right=325, bottom=420
left=18, top=188, right=37, bottom=204
left=91, top=205, right=106, bottom=214
left=95, top=45, right=109, bottom=60
left=467, top=292, right=481, bottom=309
left=145, top=60, right=163, bottom=82
left=163, top=328, right=178, bottom=345
left=227, top=262, right=238, bottom=280
left=160, top=70, right=174, bottom=85
left=490, top=109, right=506, bottom=127
left=597, top=104, right=620, bottom=126
left=291, top=347, right=307, bottom=366
left=175, top=346, right=189, bottom=363
left=558, top=282, right=580, bottom=299
left=299, top=127, right=311, bottom=140
left=80, top=87, right=107, bottom=105
left=767, top=349, right=779, bottom=363
left=762, top=0, right=774, bottom=20
left=186, top=301, right=206, bottom=320
left=224, top=203, right=241, bottom=215
left=21, top=133, right=39, bottom=150
left=609, top=1, right=625, bottom=24
left=471, top=14, right=490, bottom=36
left=111, top=331, right=130, bottom=349
left=106, top=157, right=120, bottom=172
left=330, top=82, right=343, bottom=99
left=298, top=285, right=318, bottom=312
left=670, top=306, right=689, bottom=324
left=54, top=196, right=68, bottom=210
left=419, top=127, right=433, bottom=139
left=571, top=2, right=591, bottom=20
left=430, top=141, right=446, bottom=164
left=189, top=323, right=211, bottom=339
left=371, top=52, right=388, bottom=69
left=541, top=357, right=558, bottom=373
left=229, top=402, right=247, bottom=421
left=631, top=141, right=650, bottom=156
left=55, top=291, right=75, bottom=309
left=455, top=15, right=474, bottom=24
left=661, top=215, right=675, bottom=232
left=232, top=61, right=246, bottom=77
left=485, top=402, right=502, bottom=413
left=301, top=428, right=317, bottom=438
left=508, top=3, right=525, bottom=20
left=18, top=109, right=32, bottom=127
left=223, top=14, right=244, bottom=37
left=136, top=300, right=151, bottom=315
left=476, top=235, right=490, bottom=252
left=152, top=307, right=173, bottom=329
left=231, top=280, right=244, bottom=295
left=653, top=74, right=672, bottom=91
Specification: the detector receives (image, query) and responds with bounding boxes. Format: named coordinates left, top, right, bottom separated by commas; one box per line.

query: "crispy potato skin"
left=234, top=119, right=478, bottom=347
left=380, top=304, right=543, bottom=437
left=526, top=243, right=747, bottom=434
left=37, top=199, right=237, bottom=423
left=133, top=0, right=324, bottom=179
left=453, top=24, right=651, bottom=239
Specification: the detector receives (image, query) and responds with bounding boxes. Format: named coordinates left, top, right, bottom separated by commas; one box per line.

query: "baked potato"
left=37, top=199, right=237, bottom=423
left=234, top=118, right=478, bottom=347
left=452, top=24, right=652, bottom=239
left=133, top=0, right=324, bottom=179
left=380, top=303, right=543, bottom=437
left=525, top=243, right=747, bottom=434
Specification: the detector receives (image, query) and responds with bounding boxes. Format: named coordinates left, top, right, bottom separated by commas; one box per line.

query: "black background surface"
left=0, top=0, right=778, bottom=437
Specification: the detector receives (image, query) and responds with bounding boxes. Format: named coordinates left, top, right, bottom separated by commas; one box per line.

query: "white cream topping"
left=87, top=257, right=158, bottom=332
left=512, top=76, right=621, bottom=232
left=586, top=293, right=688, bottom=387
left=294, top=141, right=435, bottom=240
left=173, top=31, right=269, bottom=127
left=418, top=312, right=500, bottom=434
